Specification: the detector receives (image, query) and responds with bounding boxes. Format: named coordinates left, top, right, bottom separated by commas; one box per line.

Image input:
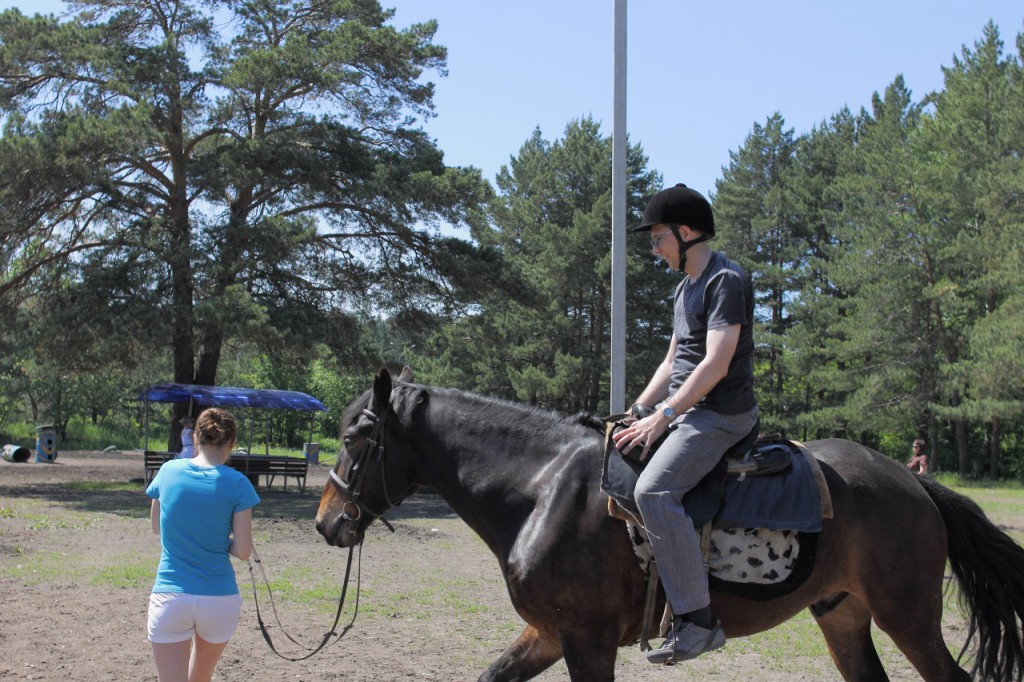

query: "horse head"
left=315, top=366, right=419, bottom=547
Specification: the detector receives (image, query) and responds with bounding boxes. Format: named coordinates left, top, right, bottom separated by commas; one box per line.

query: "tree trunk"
left=956, top=415, right=969, bottom=478
left=196, top=326, right=223, bottom=388
left=589, top=291, right=605, bottom=413
left=927, top=409, right=939, bottom=473
left=989, top=417, right=1001, bottom=480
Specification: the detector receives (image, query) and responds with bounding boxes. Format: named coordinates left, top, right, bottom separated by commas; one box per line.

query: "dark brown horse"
left=315, top=368, right=1024, bottom=681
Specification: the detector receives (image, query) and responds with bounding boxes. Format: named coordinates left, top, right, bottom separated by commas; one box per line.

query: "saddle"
left=602, top=412, right=798, bottom=529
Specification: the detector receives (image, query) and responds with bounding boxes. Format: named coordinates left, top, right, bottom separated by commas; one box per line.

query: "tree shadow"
left=0, top=482, right=458, bottom=523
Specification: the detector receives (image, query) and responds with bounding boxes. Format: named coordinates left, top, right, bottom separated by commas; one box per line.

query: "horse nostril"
left=315, top=517, right=330, bottom=538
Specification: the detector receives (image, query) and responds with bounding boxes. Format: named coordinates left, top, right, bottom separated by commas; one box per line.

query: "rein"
left=247, top=400, right=399, bottom=660
left=246, top=542, right=361, bottom=661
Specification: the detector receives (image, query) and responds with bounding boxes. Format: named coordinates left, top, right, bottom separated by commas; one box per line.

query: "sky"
left=6, top=0, right=1024, bottom=201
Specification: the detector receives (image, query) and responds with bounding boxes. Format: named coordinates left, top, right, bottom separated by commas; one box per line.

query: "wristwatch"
left=656, top=402, right=676, bottom=420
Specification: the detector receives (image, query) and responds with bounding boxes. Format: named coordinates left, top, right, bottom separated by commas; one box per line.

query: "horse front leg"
left=478, top=623, right=620, bottom=681
left=560, top=627, right=619, bottom=682
left=478, top=624, right=562, bottom=682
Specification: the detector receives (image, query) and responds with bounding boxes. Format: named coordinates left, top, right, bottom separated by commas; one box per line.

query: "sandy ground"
left=0, top=450, right=943, bottom=680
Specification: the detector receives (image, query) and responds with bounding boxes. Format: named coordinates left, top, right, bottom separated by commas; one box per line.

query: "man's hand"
left=612, top=413, right=670, bottom=461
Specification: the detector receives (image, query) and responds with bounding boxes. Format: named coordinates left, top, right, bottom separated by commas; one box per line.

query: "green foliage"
left=704, top=21, right=1024, bottom=477
left=0, top=0, right=489, bottom=401
left=2, top=11, right=1023, bottom=478
left=410, top=117, right=666, bottom=413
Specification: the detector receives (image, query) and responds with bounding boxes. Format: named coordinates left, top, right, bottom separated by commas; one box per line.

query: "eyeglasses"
left=650, top=232, right=670, bottom=249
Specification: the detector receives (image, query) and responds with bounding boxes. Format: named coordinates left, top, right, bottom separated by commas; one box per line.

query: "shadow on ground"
left=0, top=482, right=457, bottom=524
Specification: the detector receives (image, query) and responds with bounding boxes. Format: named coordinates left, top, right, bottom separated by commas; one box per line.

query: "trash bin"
left=2, top=444, right=31, bottom=463
left=35, top=425, right=57, bottom=463
left=303, top=442, right=320, bottom=464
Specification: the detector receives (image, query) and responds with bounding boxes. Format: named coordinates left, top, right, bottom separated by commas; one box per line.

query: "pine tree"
left=921, top=22, right=1024, bottom=476
left=414, top=118, right=665, bottom=413
left=713, top=113, right=803, bottom=431
left=0, top=0, right=488, bottom=405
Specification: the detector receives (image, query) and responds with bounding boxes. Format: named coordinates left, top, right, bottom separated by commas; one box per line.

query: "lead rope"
left=246, top=541, right=363, bottom=661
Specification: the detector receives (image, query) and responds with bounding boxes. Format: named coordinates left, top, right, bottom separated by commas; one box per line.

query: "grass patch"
left=7, top=550, right=81, bottom=584
left=240, top=563, right=348, bottom=613
left=90, top=554, right=155, bottom=589
left=23, top=512, right=98, bottom=531
left=727, top=616, right=832, bottom=665
left=942, top=479, right=1024, bottom=543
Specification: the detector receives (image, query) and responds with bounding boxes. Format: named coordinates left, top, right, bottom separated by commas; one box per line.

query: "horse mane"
left=396, top=383, right=605, bottom=435
left=571, top=411, right=606, bottom=432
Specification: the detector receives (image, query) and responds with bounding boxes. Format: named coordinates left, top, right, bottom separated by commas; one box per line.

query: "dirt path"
left=0, top=451, right=933, bottom=680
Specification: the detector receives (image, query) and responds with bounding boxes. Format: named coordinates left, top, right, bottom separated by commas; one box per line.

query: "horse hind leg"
left=850, top=526, right=969, bottom=680
left=866, top=582, right=970, bottom=681
left=873, top=612, right=969, bottom=682
left=478, top=624, right=563, bottom=682
left=815, top=587, right=969, bottom=682
left=813, top=593, right=889, bottom=681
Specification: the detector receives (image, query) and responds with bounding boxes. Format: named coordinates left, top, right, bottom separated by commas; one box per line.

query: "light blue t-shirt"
left=146, top=459, right=260, bottom=595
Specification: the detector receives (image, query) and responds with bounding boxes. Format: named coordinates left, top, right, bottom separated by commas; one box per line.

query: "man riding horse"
left=613, top=183, right=757, bottom=665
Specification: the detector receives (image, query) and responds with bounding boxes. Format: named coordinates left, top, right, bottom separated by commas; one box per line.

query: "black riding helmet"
left=632, top=183, right=714, bottom=266
left=633, top=183, right=715, bottom=235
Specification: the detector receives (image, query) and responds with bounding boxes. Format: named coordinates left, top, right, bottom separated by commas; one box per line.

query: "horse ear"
left=397, top=365, right=414, bottom=383
left=372, top=367, right=392, bottom=407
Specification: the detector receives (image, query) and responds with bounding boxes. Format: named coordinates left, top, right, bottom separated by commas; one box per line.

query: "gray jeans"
left=634, top=405, right=759, bottom=614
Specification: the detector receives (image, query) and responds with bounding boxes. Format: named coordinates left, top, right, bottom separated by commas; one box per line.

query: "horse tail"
left=916, top=475, right=1024, bottom=681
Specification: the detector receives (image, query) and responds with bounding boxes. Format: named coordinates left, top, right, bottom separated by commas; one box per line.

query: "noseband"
left=327, top=403, right=398, bottom=534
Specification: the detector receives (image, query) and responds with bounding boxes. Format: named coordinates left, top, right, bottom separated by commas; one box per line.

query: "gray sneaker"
left=646, top=617, right=726, bottom=665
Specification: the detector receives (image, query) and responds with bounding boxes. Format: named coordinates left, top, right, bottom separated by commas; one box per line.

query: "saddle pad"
left=601, top=438, right=824, bottom=533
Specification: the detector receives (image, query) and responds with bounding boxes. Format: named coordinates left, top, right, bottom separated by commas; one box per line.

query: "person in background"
left=176, top=416, right=195, bottom=459
left=146, top=407, right=260, bottom=682
left=907, top=438, right=928, bottom=474
left=613, top=183, right=757, bottom=665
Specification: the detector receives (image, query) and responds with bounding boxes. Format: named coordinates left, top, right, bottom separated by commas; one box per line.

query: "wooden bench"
left=228, top=454, right=309, bottom=493
left=144, top=451, right=308, bottom=493
left=143, top=450, right=174, bottom=484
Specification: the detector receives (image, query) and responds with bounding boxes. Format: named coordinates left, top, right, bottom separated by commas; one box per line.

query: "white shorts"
left=147, top=592, right=243, bottom=644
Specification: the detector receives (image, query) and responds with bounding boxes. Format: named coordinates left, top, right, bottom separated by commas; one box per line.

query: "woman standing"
left=907, top=438, right=929, bottom=474
left=146, top=407, right=260, bottom=681
left=176, top=416, right=195, bottom=459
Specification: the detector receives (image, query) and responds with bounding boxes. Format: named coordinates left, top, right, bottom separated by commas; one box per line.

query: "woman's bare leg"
left=188, top=634, right=229, bottom=682
left=151, top=640, right=191, bottom=682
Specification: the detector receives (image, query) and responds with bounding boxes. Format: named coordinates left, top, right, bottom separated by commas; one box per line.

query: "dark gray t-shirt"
left=668, top=251, right=756, bottom=414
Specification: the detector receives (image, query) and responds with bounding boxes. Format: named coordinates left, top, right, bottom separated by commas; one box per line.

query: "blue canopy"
left=139, top=383, right=327, bottom=412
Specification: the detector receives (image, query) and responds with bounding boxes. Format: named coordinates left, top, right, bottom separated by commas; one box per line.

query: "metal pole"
left=144, top=397, right=150, bottom=451
left=610, top=0, right=628, bottom=413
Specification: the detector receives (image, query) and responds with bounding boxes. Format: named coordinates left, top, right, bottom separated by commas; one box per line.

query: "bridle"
left=326, top=402, right=400, bottom=533
left=248, top=399, right=401, bottom=661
